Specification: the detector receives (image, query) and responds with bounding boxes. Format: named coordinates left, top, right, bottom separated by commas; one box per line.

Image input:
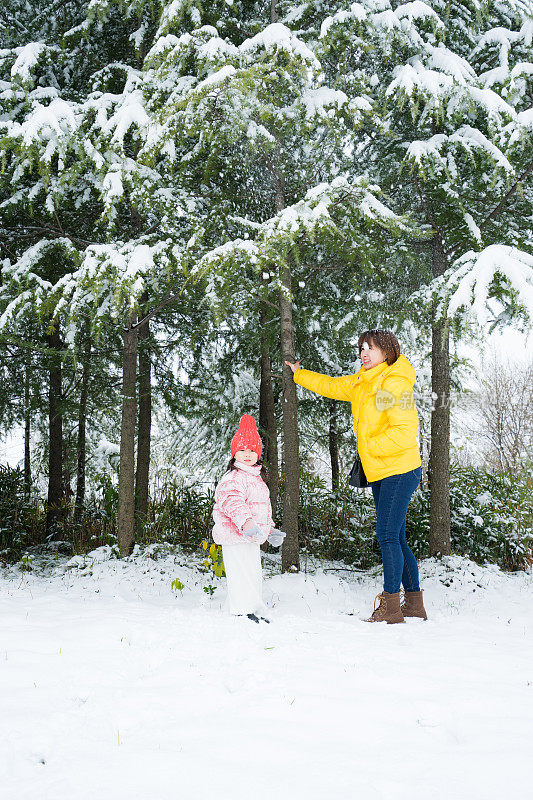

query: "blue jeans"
left=370, top=467, right=422, bottom=594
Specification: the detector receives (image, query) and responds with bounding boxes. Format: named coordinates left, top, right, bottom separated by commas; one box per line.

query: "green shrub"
left=2, top=463, right=530, bottom=571
left=0, top=465, right=44, bottom=559
left=296, top=470, right=381, bottom=568
left=303, top=465, right=532, bottom=572
left=68, top=502, right=117, bottom=554
left=141, top=483, right=214, bottom=549
left=448, top=465, right=532, bottom=571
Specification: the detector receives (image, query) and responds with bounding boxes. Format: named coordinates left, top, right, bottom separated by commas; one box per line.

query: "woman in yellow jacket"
left=286, top=329, right=427, bottom=624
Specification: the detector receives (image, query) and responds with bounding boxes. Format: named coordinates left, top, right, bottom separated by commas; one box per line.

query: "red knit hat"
left=231, top=414, right=263, bottom=459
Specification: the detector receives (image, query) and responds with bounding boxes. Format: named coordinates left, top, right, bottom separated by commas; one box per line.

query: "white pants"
left=222, top=543, right=263, bottom=615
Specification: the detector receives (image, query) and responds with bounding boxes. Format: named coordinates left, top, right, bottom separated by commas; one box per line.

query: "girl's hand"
left=267, top=528, right=286, bottom=548
left=285, top=360, right=301, bottom=373
left=242, top=520, right=261, bottom=540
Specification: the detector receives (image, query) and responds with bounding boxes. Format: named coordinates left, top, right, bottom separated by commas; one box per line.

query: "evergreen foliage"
left=1, top=0, right=531, bottom=565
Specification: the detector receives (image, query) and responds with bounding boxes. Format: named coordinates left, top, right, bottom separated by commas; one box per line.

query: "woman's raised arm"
left=286, top=361, right=356, bottom=402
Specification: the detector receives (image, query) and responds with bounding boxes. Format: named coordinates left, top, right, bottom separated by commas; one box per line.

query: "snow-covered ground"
left=1, top=547, right=532, bottom=800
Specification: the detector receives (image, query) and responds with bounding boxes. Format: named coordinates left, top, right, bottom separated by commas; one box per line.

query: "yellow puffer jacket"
left=294, top=354, right=421, bottom=482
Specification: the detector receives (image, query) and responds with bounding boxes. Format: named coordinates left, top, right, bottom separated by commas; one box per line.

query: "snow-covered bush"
left=447, top=466, right=532, bottom=571
left=406, top=466, right=532, bottom=570
left=296, top=465, right=531, bottom=572
left=2, top=463, right=529, bottom=571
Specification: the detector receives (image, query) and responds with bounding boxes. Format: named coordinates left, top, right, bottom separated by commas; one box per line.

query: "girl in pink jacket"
left=212, top=415, right=285, bottom=623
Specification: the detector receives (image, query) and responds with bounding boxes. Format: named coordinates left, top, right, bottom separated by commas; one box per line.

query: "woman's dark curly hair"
left=358, top=330, right=401, bottom=365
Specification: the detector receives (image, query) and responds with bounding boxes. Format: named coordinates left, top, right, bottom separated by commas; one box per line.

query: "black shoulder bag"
left=348, top=454, right=369, bottom=488
left=349, top=411, right=369, bottom=489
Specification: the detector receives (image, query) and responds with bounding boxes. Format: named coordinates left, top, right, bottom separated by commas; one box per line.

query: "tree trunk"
left=271, top=167, right=300, bottom=572
left=118, top=314, right=138, bottom=557
left=24, top=350, right=31, bottom=499
left=279, top=262, right=300, bottom=572
left=329, top=400, right=340, bottom=491
left=259, top=308, right=279, bottom=517
left=271, top=0, right=278, bottom=23
left=45, top=322, right=64, bottom=538
left=74, top=330, right=91, bottom=523
left=429, top=236, right=451, bottom=556
left=135, top=312, right=151, bottom=536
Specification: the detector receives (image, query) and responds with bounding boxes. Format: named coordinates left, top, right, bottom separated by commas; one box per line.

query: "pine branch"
left=0, top=12, right=31, bottom=34
left=479, top=158, right=533, bottom=229
left=444, top=159, right=533, bottom=259
left=133, top=289, right=185, bottom=331
left=7, top=221, right=93, bottom=248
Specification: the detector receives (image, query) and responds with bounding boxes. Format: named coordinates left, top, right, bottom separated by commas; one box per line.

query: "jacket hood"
left=358, top=354, right=416, bottom=387
left=388, top=354, right=416, bottom=387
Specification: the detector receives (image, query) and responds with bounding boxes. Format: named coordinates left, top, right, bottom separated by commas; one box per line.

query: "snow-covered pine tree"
left=0, top=0, right=204, bottom=552
left=313, top=0, right=533, bottom=554
left=0, top=0, right=106, bottom=534
left=140, top=3, right=423, bottom=569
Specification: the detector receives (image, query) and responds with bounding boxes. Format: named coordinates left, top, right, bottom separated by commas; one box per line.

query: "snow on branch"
left=446, top=246, right=533, bottom=323
left=193, top=64, right=237, bottom=94
left=100, top=87, right=149, bottom=148
left=386, top=61, right=454, bottom=104
left=300, top=87, right=349, bottom=119
left=66, top=241, right=161, bottom=319
left=320, top=3, right=368, bottom=39
left=0, top=238, right=79, bottom=330
left=409, top=243, right=533, bottom=326
left=8, top=97, right=78, bottom=151
left=0, top=235, right=175, bottom=340
left=3, top=238, right=77, bottom=287
left=394, top=2, right=445, bottom=29
left=324, top=2, right=430, bottom=54
left=239, top=23, right=320, bottom=71
left=192, top=176, right=417, bottom=282
left=9, top=42, right=52, bottom=86
left=156, top=0, right=202, bottom=38
left=262, top=174, right=412, bottom=238
left=425, top=44, right=476, bottom=84
left=450, top=126, right=513, bottom=171
left=475, top=24, right=524, bottom=72
left=406, top=126, right=514, bottom=175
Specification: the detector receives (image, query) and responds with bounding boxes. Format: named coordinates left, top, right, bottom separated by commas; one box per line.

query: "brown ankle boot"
left=401, top=590, right=427, bottom=620
left=364, top=591, right=405, bottom=624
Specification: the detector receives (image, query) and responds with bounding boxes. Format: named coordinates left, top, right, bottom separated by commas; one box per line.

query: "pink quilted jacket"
left=212, top=462, right=274, bottom=545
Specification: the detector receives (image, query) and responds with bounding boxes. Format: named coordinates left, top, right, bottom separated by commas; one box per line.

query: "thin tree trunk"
left=135, top=310, right=151, bottom=536
left=74, top=330, right=91, bottom=523
left=329, top=400, right=340, bottom=491
left=279, top=261, right=300, bottom=572
left=118, top=314, right=138, bottom=557
left=45, top=322, right=64, bottom=538
left=271, top=167, right=300, bottom=572
left=429, top=236, right=451, bottom=556
left=24, top=350, right=31, bottom=499
left=259, top=307, right=279, bottom=517
left=418, top=409, right=428, bottom=488
left=271, top=0, right=278, bottom=23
